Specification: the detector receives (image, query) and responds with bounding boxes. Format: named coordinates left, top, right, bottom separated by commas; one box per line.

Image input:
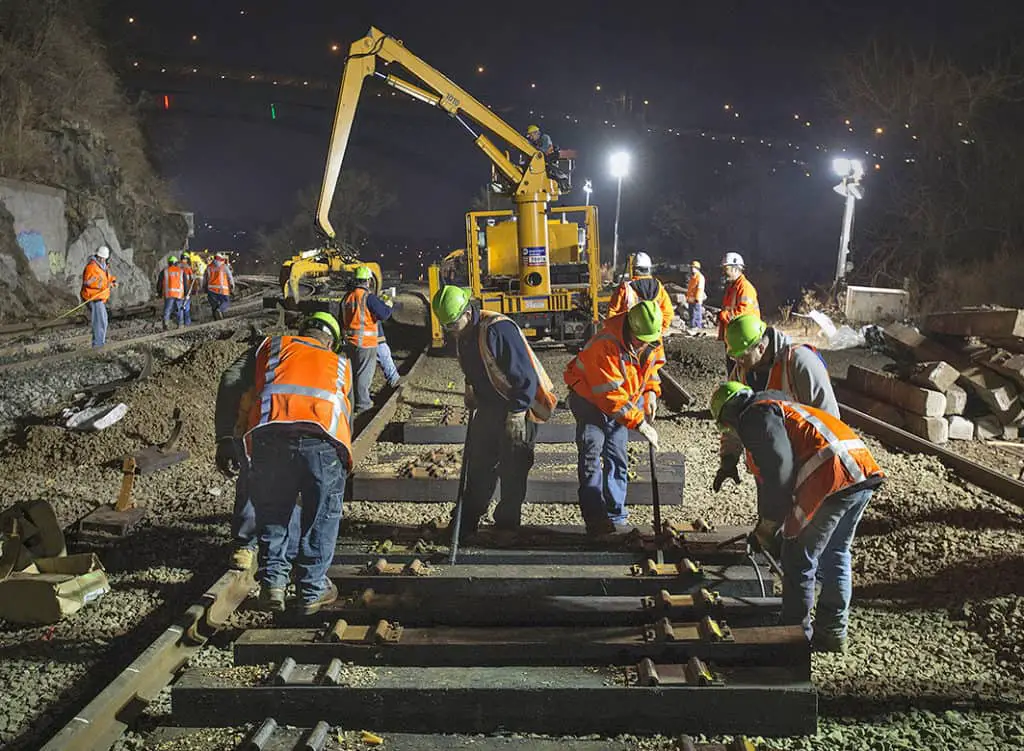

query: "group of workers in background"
left=157, top=251, right=236, bottom=329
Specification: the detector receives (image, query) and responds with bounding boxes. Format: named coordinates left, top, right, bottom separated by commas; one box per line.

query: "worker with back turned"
left=564, top=301, right=664, bottom=535
left=710, top=382, right=884, bottom=652
left=341, top=266, right=392, bottom=414
left=607, top=251, right=674, bottom=333
left=714, top=313, right=839, bottom=492
left=214, top=312, right=352, bottom=615
left=432, top=286, right=557, bottom=542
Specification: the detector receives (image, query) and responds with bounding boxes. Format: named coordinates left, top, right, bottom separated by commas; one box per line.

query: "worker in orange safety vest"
left=81, top=245, right=117, bottom=348
left=717, top=252, right=759, bottom=364
left=564, top=301, right=665, bottom=535
left=341, top=266, right=392, bottom=414
left=710, top=382, right=884, bottom=652
left=214, top=312, right=352, bottom=615
left=685, top=260, right=706, bottom=329
left=158, top=255, right=193, bottom=330
left=607, top=251, right=674, bottom=333
left=204, top=252, right=235, bottom=320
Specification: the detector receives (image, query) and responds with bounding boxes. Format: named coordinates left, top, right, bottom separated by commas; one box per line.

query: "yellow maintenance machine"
left=308, top=26, right=602, bottom=346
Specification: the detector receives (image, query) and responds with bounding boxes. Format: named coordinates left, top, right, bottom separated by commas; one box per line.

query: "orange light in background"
left=163, top=95, right=170, bottom=110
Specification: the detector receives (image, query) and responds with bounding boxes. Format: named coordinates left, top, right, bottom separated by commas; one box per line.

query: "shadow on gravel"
left=819, top=692, right=1024, bottom=718
left=909, top=506, right=1024, bottom=531
left=854, top=555, right=1024, bottom=607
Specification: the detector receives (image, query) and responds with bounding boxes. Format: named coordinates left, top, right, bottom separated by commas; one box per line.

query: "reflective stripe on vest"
left=164, top=266, right=184, bottom=299
left=788, top=404, right=867, bottom=490
left=81, top=259, right=112, bottom=302
left=477, top=311, right=557, bottom=422
left=342, top=288, right=378, bottom=348
left=207, top=263, right=231, bottom=294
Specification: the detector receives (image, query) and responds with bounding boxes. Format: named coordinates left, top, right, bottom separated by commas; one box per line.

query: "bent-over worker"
left=607, top=251, right=674, bottom=333
left=432, top=286, right=557, bottom=540
left=81, top=245, right=116, bottom=348
left=564, top=301, right=665, bottom=535
left=710, top=382, right=884, bottom=652
left=714, top=313, right=838, bottom=492
left=341, top=266, right=392, bottom=414
left=214, top=312, right=353, bottom=615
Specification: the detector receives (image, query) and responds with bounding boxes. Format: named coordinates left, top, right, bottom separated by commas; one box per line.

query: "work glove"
left=645, top=394, right=657, bottom=420
left=464, top=387, right=476, bottom=410
left=638, top=421, right=660, bottom=450
left=215, top=438, right=240, bottom=478
left=747, top=518, right=781, bottom=559
left=712, top=454, right=741, bottom=492
left=505, top=410, right=528, bottom=448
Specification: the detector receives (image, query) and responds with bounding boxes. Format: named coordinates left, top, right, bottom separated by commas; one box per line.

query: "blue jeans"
left=231, top=440, right=298, bottom=558
left=249, top=432, right=348, bottom=604
left=377, top=341, right=400, bottom=387
left=208, top=292, right=230, bottom=316
left=569, top=391, right=629, bottom=526
left=87, top=300, right=108, bottom=347
left=781, top=487, right=873, bottom=640
left=689, top=302, right=704, bottom=328
left=162, top=298, right=185, bottom=324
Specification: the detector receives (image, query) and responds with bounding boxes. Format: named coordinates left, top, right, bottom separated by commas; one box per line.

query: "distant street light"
left=582, top=179, right=593, bottom=206
left=831, top=157, right=865, bottom=284
left=609, top=151, right=630, bottom=276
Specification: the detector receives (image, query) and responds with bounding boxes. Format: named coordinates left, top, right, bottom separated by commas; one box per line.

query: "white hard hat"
left=634, top=252, right=652, bottom=270
left=96, top=245, right=110, bottom=259
left=721, top=251, right=744, bottom=268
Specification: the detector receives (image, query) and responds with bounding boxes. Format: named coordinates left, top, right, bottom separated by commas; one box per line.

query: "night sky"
left=102, top=0, right=1024, bottom=269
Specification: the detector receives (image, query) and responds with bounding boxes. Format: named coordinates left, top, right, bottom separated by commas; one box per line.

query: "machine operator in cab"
left=526, top=124, right=554, bottom=155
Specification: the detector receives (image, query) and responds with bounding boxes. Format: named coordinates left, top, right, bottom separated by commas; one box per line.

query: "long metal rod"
left=448, top=407, right=474, bottom=565
left=612, top=175, right=623, bottom=276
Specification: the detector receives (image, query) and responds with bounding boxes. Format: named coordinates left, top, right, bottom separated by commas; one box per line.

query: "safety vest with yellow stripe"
left=745, top=398, right=883, bottom=538
left=477, top=311, right=557, bottom=423
left=243, top=335, right=353, bottom=466
left=564, top=313, right=665, bottom=430
left=163, top=265, right=185, bottom=300
left=342, top=287, right=378, bottom=348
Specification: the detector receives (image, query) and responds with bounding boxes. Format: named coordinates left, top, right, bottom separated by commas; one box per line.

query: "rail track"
left=40, top=342, right=810, bottom=750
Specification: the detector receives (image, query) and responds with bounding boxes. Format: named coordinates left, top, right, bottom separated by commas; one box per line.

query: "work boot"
left=300, top=579, right=339, bottom=616
left=214, top=310, right=224, bottom=321
left=231, top=547, right=256, bottom=572
left=161, top=320, right=169, bottom=331
left=585, top=517, right=617, bottom=536
left=811, top=632, right=848, bottom=654
left=258, top=586, right=286, bottom=613
left=490, top=526, right=520, bottom=548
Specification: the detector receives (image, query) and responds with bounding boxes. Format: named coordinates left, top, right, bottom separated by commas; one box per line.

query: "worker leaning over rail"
left=714, top=313, right=839, bottom=492
left=341, top=266, right=392, bottom=414
left=717, top=252, right=759, bottom=370
left=432, top=286, right=557, bottom=541
left=564, top=301, right=664, bottom=535
left=80, top=245, right=116, bottom=348
left=685, top=260, right=706, bottom=329
left=710, top=382, right=884, bottom=652
left=214, top=312, right=353, bottom=615
left=204, top=252, right=235, bottom=320
left=607, top=252, right=674, bottom=333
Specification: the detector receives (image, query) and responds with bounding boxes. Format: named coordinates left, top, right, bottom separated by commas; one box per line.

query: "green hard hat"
left=168, top=255, right=178, bottom=264
left=725, top=313, right=768, bottom=358
left=303, top=311, right=341, bottom=347
left=354, top=265, right=372, bottom=281
left=431, top=286, right=471, bottom=326
left=627, top=300, right=662, bottom=343
left=710, top=381, right=753, bottom=426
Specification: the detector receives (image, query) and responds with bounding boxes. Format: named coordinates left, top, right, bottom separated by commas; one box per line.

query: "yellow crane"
left=307, top=26, right=602, bottom=346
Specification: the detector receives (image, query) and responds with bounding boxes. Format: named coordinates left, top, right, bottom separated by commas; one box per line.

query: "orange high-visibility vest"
left=731, top=343, right=822, bottom=396
left=206, top=261, right=232, bottom=295
left=607, top=276, right=674, bottom=332
left=686, top=270, right=706, bottom=303
left=244, top=335, right=353, bottom=466
left=718, top=273, right=759, bottom=339
left=342, top=287, right=378, bottom=348
left=164, top=265, right=185, bottom=299
left=744, top=398, right=883, bottom=538
left=477, top=311, right=557, bottom=423
left=564, top=313, right=665, bottom=430
left=81, top=258, right=115, bottom=303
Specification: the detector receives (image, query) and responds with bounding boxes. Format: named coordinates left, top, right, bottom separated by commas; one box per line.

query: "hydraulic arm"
left=316, top=27, right=562, bottom=297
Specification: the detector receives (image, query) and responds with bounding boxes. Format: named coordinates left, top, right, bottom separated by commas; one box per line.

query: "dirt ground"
left=0, top=322, right=1022, bottom=750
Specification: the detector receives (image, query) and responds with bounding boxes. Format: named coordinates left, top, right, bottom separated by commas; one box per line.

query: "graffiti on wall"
left=16, top=230, right=45, bottom=260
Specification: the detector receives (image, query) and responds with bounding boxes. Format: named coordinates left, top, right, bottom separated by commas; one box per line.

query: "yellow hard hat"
left=691, top=260, right=701, bottom=269
left=527, top=124, right=540, bottom=134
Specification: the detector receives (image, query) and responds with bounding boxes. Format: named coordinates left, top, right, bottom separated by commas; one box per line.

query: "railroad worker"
left=709, top=382, right=884, bottom=652
left=431, top=286, right=557, bottom=540
left=564, top=301, right=664, bottom=535
left=157, top=255, right=188, bottom=330
left=714, top=313, right=839, bottom=492
left=606, top=252, right=674, bottom=333
left=375, top=290, right=400, bottom=389
left=341, top=266, right=392, bottom=415
left=685, top=260, right=706, bottom=329
left=717, top=252, right=759, bottom=370
left=526, top=124, right=554, bottom=155
left=178, top=254, right=196, bottom=326
left=80, top=245, right=117, bottom=348
left=204, top=252, right=235, bottom=320
left=215, top=312, right=353, bottom=615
